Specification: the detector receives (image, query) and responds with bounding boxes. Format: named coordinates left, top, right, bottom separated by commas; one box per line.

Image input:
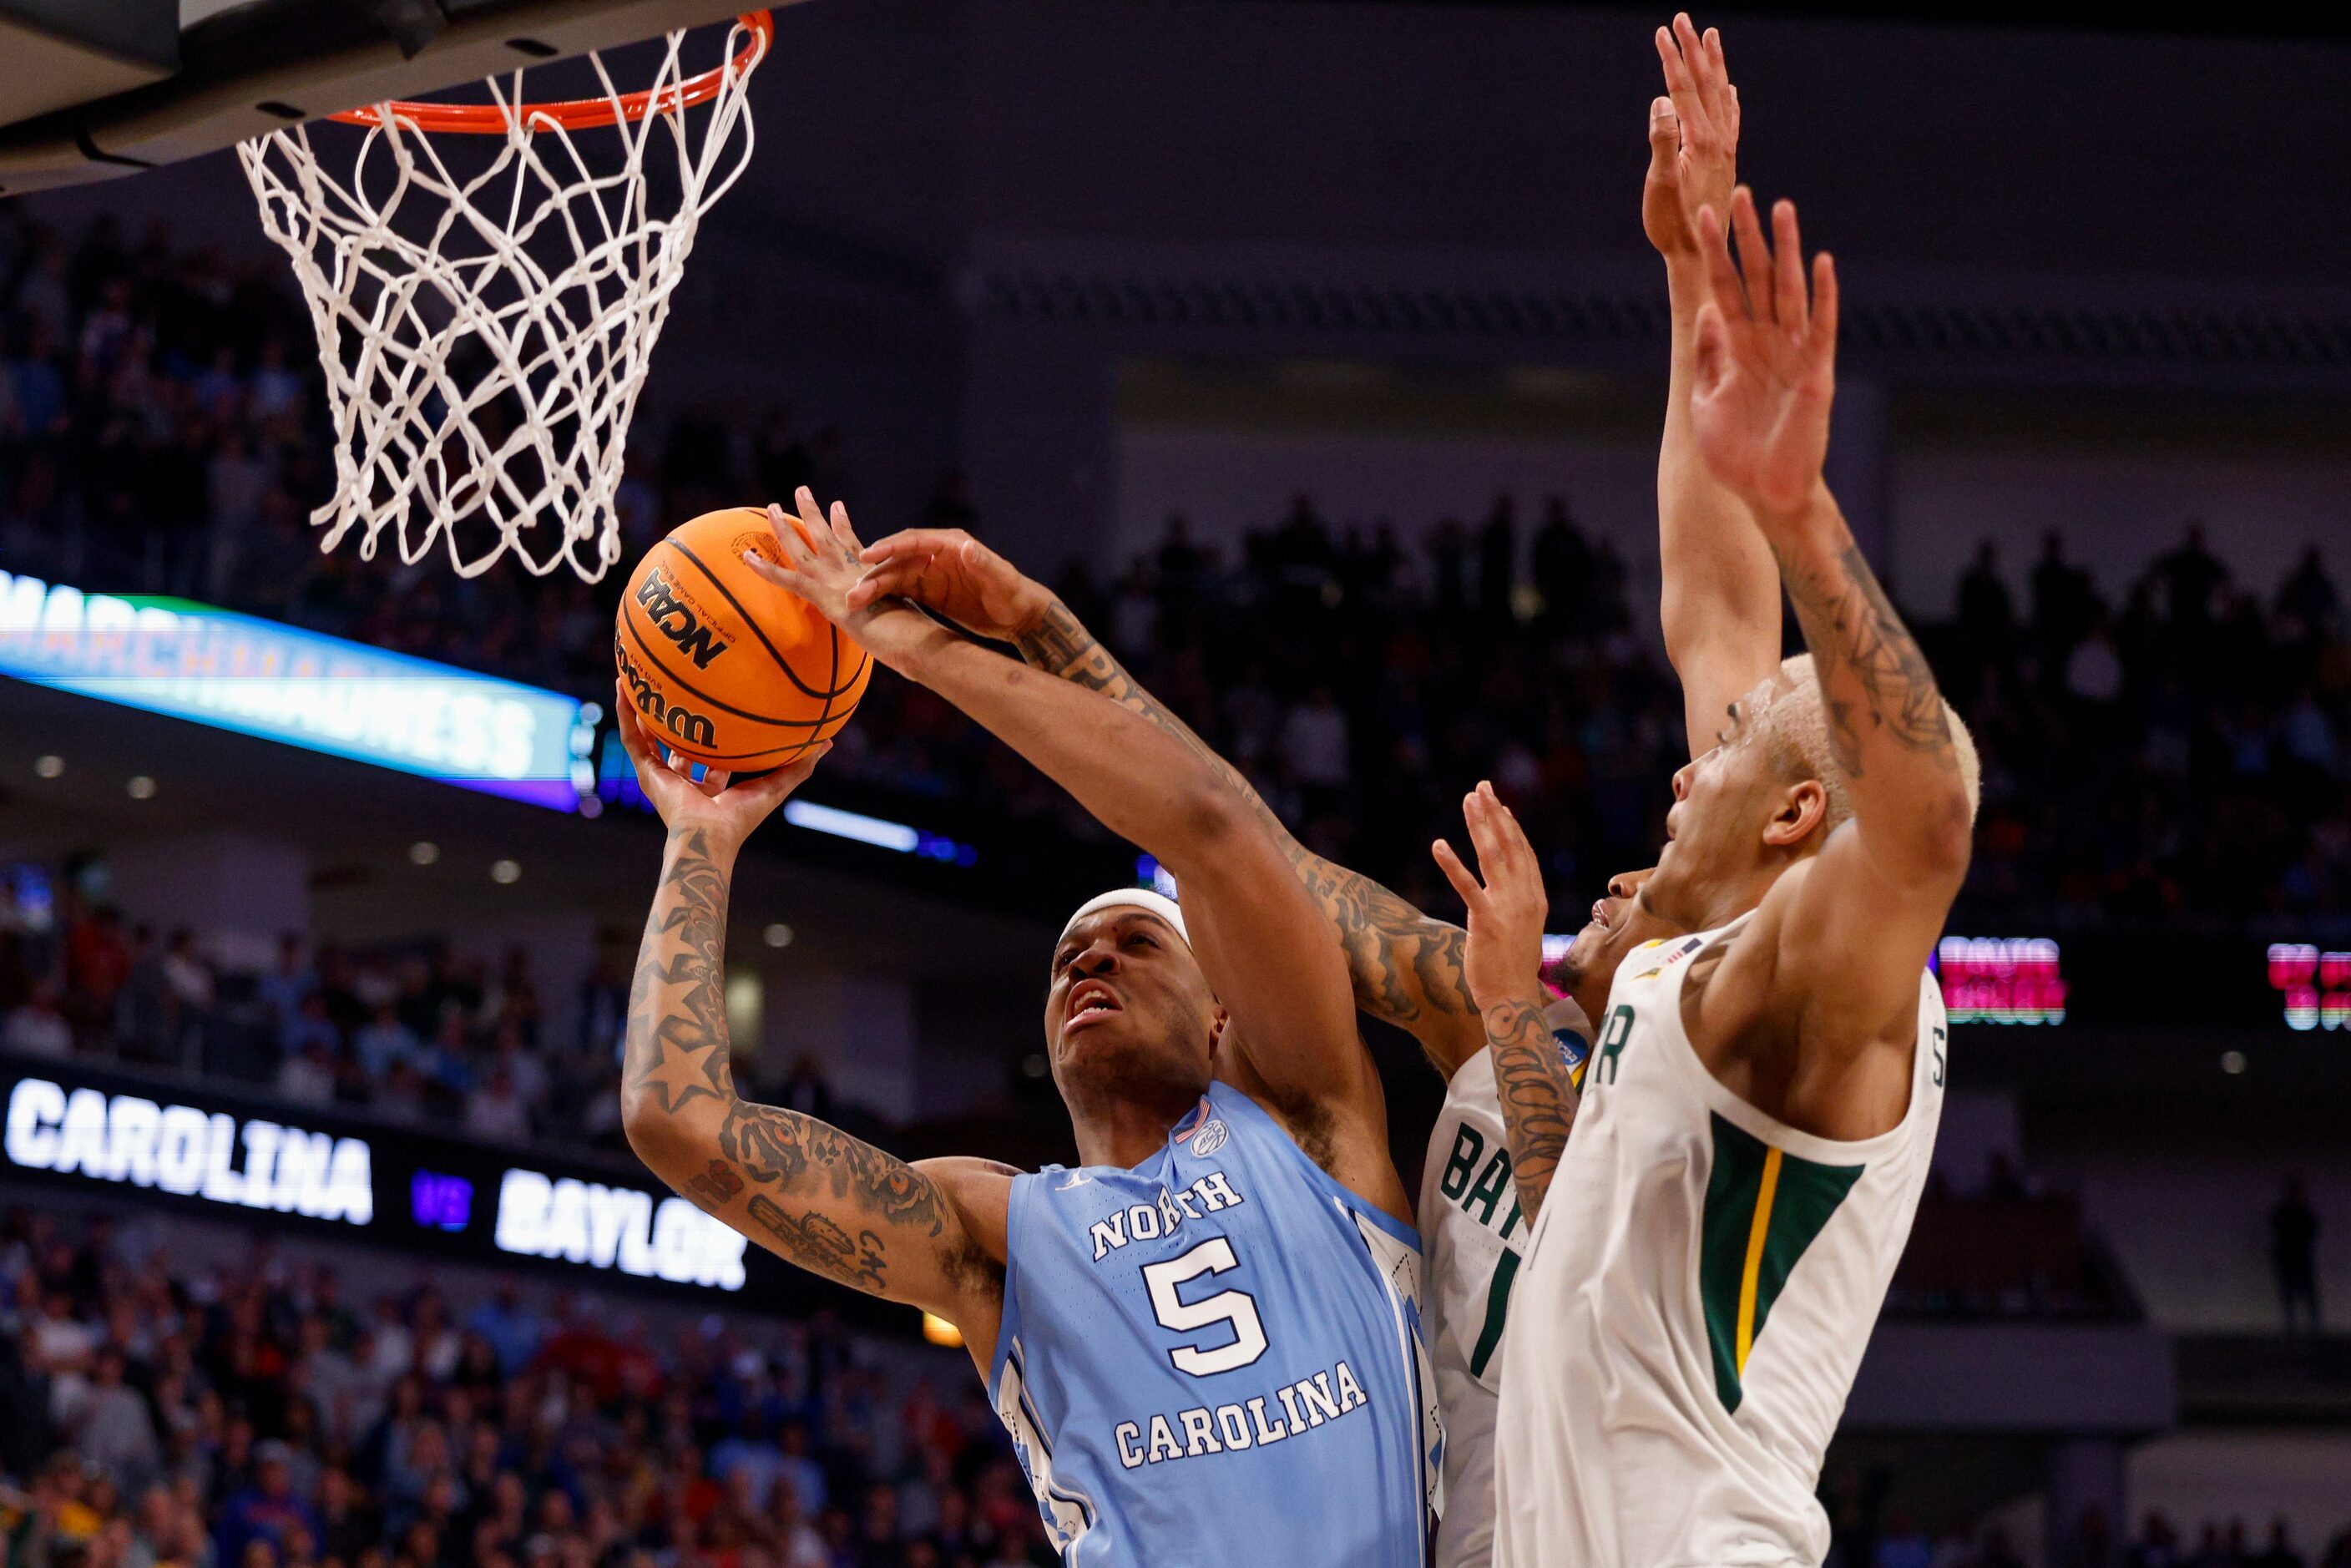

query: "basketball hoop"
left=236, top=13, right=773, bottom=581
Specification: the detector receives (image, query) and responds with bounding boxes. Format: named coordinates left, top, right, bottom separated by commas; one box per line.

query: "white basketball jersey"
left=1419, top=1004, right=1591, bottom=1568
left=1492, top=918, right=1946, bottom=1568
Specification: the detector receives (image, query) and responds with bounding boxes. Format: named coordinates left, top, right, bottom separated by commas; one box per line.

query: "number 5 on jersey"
left=1144, top=1237, right=1270, bottom=1376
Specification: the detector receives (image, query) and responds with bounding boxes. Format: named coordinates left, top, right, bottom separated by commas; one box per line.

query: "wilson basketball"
left=614, top=507, right=872, bottom=769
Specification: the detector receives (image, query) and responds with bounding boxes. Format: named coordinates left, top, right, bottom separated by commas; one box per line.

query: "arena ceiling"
left=1329, top=0, right=2351, bottom=42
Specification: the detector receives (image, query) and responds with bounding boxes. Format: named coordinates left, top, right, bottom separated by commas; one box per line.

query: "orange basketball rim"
left=330, top=11, right=775, bottom=134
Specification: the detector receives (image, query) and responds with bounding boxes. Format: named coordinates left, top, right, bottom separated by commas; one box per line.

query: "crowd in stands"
left=1, top=1198, right=2346, bottom=1568
left=1939, top=529, right=2349, bottom=928
left=0, top=1207, right=1070, bottom=1568
left=1832, top=1508, right=2351, bottom=1568
left=0, top=910, right=635, bottom=1153
left=4, top=208, right=2348, bottom=933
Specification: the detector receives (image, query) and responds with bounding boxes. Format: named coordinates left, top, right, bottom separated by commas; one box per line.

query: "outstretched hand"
left=1690, top=189, right=1839, bottom=524
left=741, top=488, right=876, bottom=631
left=1644, top=13, right=1741, bottom=263
left=848, top=528, right=1053, bottom=643
left=1431, top=782, right=1551, bottom=1013
left=614, top=688, right=827, bottom=851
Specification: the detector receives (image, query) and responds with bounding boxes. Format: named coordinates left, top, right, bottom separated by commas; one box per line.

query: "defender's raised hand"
left=1431, top=782, right=1550, bottom=1014
left=742, top=488, right=875, bottom=630
left=1691, top=190, right=1839, bottom=524
left=1645, top=13, right=1741, bottom=263
left=1433, top=782, right=1579, bottom=1222
left=849, top=527, right=1054, bottom=643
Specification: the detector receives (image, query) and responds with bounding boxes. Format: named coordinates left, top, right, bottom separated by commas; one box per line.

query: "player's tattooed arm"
left=1775, top=536, right=1957, bottom=779
left=1014, top=597, right=1486, bottom=1073
left=1433, top=782, right=1578, bottom=1217
left=841, top=528, right=1480, bottom=1059
left=612, top=700, right=1006, bottom=1316
left=1483, top=997, right=1580, bottom=1222
left=1684, top=190, right=1970, bottom=1063
left=1685, top=190, right=1970, bottom=884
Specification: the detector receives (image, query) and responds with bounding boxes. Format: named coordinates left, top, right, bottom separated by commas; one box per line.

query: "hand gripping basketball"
left=613, top=684, right=827, bottom=845
left=614, top=495, right=872, bottom=770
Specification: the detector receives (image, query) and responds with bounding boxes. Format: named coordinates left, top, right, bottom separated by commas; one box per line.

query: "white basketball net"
left=236, top=18, right=766, bottom=580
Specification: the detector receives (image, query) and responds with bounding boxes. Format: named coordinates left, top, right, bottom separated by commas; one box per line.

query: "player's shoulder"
left=913, top=1156, right=1020, bottom=1262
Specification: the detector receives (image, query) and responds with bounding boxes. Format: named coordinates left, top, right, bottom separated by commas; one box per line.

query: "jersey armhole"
left=1216, top=1081, right=1424, bottom=1252
left=987, top=1174, right=1030, bottom=1390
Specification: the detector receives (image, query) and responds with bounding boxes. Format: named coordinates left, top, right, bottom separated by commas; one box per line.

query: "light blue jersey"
left=990, top=1081, right=1439, bottom=1565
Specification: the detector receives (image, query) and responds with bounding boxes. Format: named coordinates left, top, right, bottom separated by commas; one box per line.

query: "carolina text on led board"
left=3, top=1076, right=373, bottom=1223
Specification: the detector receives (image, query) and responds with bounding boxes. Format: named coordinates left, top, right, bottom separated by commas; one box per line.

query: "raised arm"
left=1432, top=783, right=1586, bottom=1222
left=1688, top=192, right=1974, bottom=1039
left=1647, top=14, right=1782, bottom=760
left=611, top=701, right=1008, bottom=1338
left=752, top=495, right=1403, bottom=1214
left=845, top=524, right=1490, bottom=1078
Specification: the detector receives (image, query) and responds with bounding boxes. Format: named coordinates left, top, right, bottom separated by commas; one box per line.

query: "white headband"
left=1059, top=888, right=1190, bottom=948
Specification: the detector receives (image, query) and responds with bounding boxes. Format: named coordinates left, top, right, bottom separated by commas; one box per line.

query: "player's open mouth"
left=1066, top=980, right=1122, bottom=1030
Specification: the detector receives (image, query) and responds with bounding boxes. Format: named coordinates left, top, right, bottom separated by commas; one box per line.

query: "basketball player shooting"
left=1490, top=189, right=1981, bottom=1566
left=616, top=504, right=1438, bottom=1566
left=842, top=514, right=1607, bottom=1568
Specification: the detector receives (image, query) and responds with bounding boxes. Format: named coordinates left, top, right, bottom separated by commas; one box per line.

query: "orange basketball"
left=614, top=507, right=871, bottom=769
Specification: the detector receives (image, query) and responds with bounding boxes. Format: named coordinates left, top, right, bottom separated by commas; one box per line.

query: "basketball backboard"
left=0, top=0, right=787, bottom=196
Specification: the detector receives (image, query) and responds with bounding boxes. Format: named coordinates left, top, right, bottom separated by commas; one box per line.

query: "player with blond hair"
left=1484, top=154, right=1980, bottom=1568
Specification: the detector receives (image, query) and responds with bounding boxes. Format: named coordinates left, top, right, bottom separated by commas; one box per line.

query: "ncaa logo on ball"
left=633, top=565, right=731, bottom=670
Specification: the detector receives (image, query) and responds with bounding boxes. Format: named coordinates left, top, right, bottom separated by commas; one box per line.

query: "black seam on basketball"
left=618, top=616, right=839, bottom=729
left=778, top=639, right=867, bottom=766
left=663, top=538, right=860, bottom=702
left=662, top=740, right=829, bottom=765
left=811, top=621, right=842, bottom=761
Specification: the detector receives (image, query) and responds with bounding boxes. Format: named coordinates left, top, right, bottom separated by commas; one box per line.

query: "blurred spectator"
left=3, top=980, right=73, bottom=1057
left=2150, top=523, right=2228, bottom=627
left=70, top=1344, right=160, bottom=1490
left=256, top=935, right=314, bottom=1035
left=577, top=957, right=629, bottom=1063
left=1873, top=1514, right=1934, bottom=1568
left=352, top=1005, right=418, bottom=1080
left=1281, top=684, right=1352, bottom=792
left=2128, top=1512, right=2182, bottom=1568
left=275, top=1038, right=337, bottom=1107
left=63, top=904, right=131, bottom=1040
left=2271, top=1174, right=2322, bottom=1336
left=2254, top=1520, right=2307, bottom=1568
left=160, top=928, right=215, bottom=1027
left=1958, top=541, right=2015, bottom=647
left=461, top=1065, right=532, bottom=1142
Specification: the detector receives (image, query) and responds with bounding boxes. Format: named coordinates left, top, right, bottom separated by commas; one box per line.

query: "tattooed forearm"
left=1774, top=539, right=1955, bottom=781
left=621, top=829, right=985, bottom=1302
left=1486, top=998, right=1578, bottom=1222
left=1014, top=598, right=1479, bottom=1044
left=720, top=1100, right=946, bottom=1237
left=623, top=831, right=736, bottom=1115
left=747, top=1196, right=890, bottom=1292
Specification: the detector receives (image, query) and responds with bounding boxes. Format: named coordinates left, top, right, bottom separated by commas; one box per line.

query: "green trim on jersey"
left=1697, top=1114, right=1864, bottom=1413
left=1468, top=1247, right=1521, bottom=1379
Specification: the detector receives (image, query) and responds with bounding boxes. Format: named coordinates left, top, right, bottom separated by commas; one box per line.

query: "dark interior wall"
left=20, top=3, right=2348, bottom=285
left=918, top=1, right=2340, bottom=282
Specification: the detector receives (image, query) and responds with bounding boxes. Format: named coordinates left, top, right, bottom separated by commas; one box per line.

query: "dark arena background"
left=1, top=2, right=2348, bottom=1565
